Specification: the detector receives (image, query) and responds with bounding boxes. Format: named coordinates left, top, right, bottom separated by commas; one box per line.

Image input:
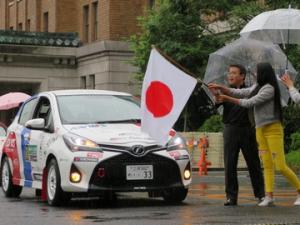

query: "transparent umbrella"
left=203, top=37, right=298, bottom=106
left=240, top=7, right=300, bottom=68
left=240, top=7, right=300, bottom=45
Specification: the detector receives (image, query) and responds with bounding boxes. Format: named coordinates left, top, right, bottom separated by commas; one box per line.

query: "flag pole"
left=183, top=106, right=188, bottom=132
left=152, top=45, right=208, bottom=87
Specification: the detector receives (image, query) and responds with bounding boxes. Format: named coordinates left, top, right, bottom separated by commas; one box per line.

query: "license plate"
left=126, top=165, right=153, bottom=180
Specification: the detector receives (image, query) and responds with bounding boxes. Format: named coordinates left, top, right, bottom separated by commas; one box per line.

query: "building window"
left=18, top=23, right=22, bottom=31
left=92, top=1, right=98, bottom=41
left=26, top=19, right=31, bottom=31
left=8, top=0, right=14, bottom=7
left=10, top=26, right=14, bottom=30
left=150, top=0, right=155, bottom=8
left=83, top=5, right=89, bottom=42
left=43, top=12, right=49, bottom=32
left=80, top=76, right=87, bottom=89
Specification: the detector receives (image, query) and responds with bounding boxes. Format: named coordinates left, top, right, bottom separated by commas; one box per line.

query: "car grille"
left=100, top=144, right=165, bottom=157
left=89, top=153, right=183, bottom=191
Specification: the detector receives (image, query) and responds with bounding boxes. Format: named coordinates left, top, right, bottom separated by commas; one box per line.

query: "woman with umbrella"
left=281, top=74, right=300, bottom=104
left=209, top=62, right=300, bottom=207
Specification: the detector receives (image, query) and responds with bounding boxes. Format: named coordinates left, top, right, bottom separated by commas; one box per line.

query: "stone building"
left=0, top=0, right=154, bottom=94
left=0, top=0, right=152, bottom=42
left=0, top=0, right=153, bottom=125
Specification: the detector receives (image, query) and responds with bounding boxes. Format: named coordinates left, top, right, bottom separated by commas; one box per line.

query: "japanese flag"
left=141, top=48, right=197, bottom=145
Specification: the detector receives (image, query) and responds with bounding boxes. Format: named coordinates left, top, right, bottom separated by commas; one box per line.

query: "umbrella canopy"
left=0, top=92, right=31, bottom=110
left=203, top=37, right=298, bottom=106
left=240, top=8, right=300, bottom=45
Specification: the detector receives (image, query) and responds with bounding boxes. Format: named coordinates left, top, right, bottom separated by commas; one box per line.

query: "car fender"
left=154, top=149, right=191, bottom=187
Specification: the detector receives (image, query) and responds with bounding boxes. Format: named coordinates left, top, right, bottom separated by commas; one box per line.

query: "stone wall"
left=108, top=0, right=149, bottom=41
left=27, top=0, right=40, bottom=31
left=56, top=0, right=79, bottom=33
left=181, top=132, right=247, bottom=169
left=8, top=0, right=17, bottom=29
left=77, top=40, right=140, bottom=95
left=0, top=1, right=6, bottom=29
left=41, top=0, right=56, bottom=32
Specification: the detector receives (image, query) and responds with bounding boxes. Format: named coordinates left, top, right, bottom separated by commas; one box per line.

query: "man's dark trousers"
left=223, top=124, right=265, bottom=201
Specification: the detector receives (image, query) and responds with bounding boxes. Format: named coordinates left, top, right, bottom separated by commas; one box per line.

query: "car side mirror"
left=25, top=118, right=45, bottom=130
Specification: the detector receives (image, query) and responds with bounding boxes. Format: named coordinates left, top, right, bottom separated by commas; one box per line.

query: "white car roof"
left=42, top=89, right=132, bottom=96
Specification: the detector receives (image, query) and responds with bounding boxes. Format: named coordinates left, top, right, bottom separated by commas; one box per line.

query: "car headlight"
left=167, top=133, right=187, bottom=151
left=63, top=133, right=102, bottom=152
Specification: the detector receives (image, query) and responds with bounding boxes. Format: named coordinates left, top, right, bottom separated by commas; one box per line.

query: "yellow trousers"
left=256, top=122, right=300, bottom=193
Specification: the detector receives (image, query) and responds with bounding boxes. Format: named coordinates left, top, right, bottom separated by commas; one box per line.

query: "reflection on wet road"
left=0, top=172, right=300, bottom=225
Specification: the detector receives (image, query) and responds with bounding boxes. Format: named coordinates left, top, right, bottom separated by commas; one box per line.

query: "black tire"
left=46, top=159, right=71, bottom=206
left=1, top=157, right=22, bottom=197
left=162, top=187, right=188, bottom=204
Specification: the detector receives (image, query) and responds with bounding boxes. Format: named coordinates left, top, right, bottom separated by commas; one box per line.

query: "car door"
left=14, top=97, right=39, bottom=187
left=28, top=96, right=55, bottom=183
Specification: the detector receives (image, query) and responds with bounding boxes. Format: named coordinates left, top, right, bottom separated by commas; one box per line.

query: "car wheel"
left=47, top=159, right=70, bottom=206
left=1, top=157, right=22, bottom=197
left=162, top=187, right=188, bottom=204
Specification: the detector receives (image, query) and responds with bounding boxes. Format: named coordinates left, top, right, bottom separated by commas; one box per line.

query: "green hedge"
left=285, top=132, right=300, bottom=167
left=286, top=150, right=300, bottom=167
left=289, top=132, right=300, bottom=152
left=198, top=114, right=223, bottom=132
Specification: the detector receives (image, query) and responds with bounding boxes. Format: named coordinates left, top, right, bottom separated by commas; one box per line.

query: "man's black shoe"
left=224, top=199, right=237, bottom=206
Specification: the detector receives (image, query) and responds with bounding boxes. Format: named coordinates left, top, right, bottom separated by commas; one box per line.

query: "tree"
left=266, top=0, right=300, bottom=9
left=130, top=0, right=221, bottom=80
left=199, top=114, right=224, bottom=132
left=283, top=104, right=300, bottom=152
left=131, top=0, right=221, bottom=131
left=289, top=131, right=300, bottom=152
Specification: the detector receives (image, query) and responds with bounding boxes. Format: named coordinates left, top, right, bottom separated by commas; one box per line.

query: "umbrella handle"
left=285, top=69, right=289, bottom=75
left=197, top=79, right=208, bottom=87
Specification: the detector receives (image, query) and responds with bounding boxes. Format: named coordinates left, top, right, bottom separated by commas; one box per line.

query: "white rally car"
left=0, top=90, right=191, bottom=206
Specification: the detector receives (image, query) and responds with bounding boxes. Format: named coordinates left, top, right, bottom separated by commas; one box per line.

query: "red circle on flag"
left=146, top=81, right=173, bottom=118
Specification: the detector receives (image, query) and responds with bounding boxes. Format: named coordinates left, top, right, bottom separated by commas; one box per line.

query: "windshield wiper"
left=96, top=119, right=141, bottom=124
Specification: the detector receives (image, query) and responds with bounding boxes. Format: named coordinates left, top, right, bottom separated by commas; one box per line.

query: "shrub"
left=286, top=150, right=300, bottom=167
left=283, top=104, right=300, bottom=153
left=285, top=132, right=300, bottom=167
left=199, top=114, right=223, bottom=132
left=289, top=132, right=300, bottom=152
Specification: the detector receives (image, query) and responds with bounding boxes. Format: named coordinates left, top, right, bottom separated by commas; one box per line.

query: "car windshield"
left=57, top=95, right=141, bottom=124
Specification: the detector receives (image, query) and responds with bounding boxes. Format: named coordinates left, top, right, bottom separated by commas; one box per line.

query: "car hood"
left=63, top=123, right=163, bottom=146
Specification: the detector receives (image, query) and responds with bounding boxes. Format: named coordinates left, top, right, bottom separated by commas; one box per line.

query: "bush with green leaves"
left=198, top=114, right=223, bottom=133
left=285, top=131, right=300, bottom=167
left=286, top=150, right=300, bottom=167
left=289, top=132, right=300, bottom=152
left=283, top=104, right=300, bottom=153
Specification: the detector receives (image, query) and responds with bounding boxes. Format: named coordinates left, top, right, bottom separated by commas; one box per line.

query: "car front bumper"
left=88, top=152, right=185, bottom=192
left=60, top=150, right=191, bottom=193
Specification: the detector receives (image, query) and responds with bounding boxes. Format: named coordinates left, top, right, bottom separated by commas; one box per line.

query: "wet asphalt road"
left=0, top=171, right=300, bottom=225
